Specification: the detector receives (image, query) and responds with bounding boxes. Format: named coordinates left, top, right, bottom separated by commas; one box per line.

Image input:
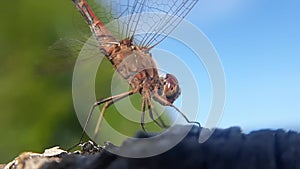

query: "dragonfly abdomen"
left=72, top=0, right=117, bottom=56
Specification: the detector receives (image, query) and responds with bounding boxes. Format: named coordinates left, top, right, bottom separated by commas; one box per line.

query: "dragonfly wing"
left=95, top=0, right=199, bottom=48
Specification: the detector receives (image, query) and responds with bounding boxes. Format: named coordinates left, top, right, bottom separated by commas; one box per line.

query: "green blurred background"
left=0, top=0, right=80, bottom=163
left=0, top=0, right=166, bottom=163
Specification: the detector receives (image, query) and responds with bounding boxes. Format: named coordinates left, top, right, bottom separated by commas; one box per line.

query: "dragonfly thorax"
left=108, top=39, right=159, bottom=89
left=108, top=39, right=181, bottom=104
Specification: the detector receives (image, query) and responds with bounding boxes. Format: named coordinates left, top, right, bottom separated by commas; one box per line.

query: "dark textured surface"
left=3, top=125, right=300, bottom=169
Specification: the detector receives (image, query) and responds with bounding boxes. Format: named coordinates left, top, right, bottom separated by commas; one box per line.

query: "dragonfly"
left=71, top=0, right=201, bottom=142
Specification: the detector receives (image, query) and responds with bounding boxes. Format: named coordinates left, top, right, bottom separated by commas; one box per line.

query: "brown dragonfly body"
left=71, top=0, right=200, bottom=141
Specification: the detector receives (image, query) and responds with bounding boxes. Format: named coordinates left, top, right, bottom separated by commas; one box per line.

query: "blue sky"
left=160, top=0, right=300, bottom=131
left=93, top=0, right=299, bottom=132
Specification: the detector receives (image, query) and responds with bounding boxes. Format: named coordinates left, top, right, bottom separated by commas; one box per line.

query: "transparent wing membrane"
left=94, top=0, right=198, bottom=48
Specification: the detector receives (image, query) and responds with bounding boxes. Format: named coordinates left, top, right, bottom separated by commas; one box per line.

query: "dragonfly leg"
left=93, top=100, right=113, bottom=140
left=147, top=100, right=169, bottom=129
left=170, top=104, right=201, bottom=128
left=153, top=110, right=170, bottom=128
left=141, top=98, right=146, bottom=132
left=153, top=93, right=201, bottom=128
left=72, top=89, right=138, bottom=149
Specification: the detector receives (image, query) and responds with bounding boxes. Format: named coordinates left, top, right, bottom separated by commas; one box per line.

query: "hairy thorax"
left=107, top=39, right=161, bottom=93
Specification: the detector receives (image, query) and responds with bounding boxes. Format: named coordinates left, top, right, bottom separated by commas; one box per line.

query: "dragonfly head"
left=160, top=74, right=181, bottom=103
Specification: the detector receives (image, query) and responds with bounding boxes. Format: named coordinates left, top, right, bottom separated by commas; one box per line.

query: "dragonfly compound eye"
left=163, top=74, right=181, bottom=103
